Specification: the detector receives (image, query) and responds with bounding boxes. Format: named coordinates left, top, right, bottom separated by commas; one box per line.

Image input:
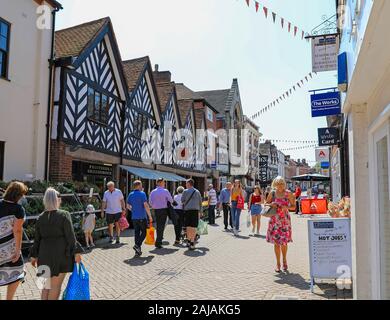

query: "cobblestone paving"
left=1, top=212, right=352, bottom=300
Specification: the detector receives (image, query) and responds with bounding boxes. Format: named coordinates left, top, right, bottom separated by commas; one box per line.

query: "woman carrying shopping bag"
left=30, top=188, right=83, bottom=300
left=231, top=180, right=245, bottom=236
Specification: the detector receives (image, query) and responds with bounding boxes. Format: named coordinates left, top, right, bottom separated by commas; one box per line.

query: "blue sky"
left=56, top=0, right=337, bottom=164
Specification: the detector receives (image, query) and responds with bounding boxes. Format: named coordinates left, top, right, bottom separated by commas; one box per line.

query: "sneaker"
left=155, top=244, right=163, bottom=249
left=85, top=245, right=90, bottom=250
left=115, top=237, right=120, bottom=244
left=233, top=229, right=238, bottom=236
left=90, top=243, right=96, bottom=248
left=109, top=237, right=114, bottom=243
left=189, top=243, right=195, bottom=251
left=133, top=245, right=142, bottom=256
left=255, top=231, right=260, bottom=236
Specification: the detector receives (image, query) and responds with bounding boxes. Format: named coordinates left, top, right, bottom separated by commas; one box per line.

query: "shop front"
left=72, top=161, right=115, bottom=191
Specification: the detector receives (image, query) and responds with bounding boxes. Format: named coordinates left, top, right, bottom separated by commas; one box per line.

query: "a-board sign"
left=308, top=218, right=352, bottom=280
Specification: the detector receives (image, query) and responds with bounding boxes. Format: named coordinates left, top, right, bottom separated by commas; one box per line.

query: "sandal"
left=283, top=263, right=288, bottom=272
left=275, top=265, right=282, bottom=273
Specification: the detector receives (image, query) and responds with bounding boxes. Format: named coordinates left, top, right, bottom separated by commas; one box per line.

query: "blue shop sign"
left=311, top=91, right=341, bottom=117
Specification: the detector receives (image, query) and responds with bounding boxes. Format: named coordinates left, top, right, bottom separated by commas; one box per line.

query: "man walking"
left=207, top=184, right=218, bottom=225
left=127, top=180, right=153, bottom=257
left=149, top=178, right=173, bottom=249
left=294, top=182, right=302, bottom=214
left=101, top=181, right=126, bottom=244
left=181, top=179, right=203, bottom=251
left=219, top=182, right=233, bottom=231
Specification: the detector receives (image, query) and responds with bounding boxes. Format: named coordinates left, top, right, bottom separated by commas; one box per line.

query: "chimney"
left=155, top=64, right=159, bottom=72
left=153, top=68, right=171, bottom=84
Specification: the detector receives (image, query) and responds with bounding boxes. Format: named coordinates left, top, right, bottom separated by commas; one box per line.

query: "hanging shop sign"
left=315, top=147, right=330, bottom=163
left=318, top=127, right=340, bottom=146
left=311, top=35, right=340, bottom=73
left=311, top=91, right=341, bottom=118
left=320, top=161, right=330, bottom=169
left=308, top=218, right=352, bottom=292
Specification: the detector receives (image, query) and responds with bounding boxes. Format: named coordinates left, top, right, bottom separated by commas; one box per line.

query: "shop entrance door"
left=374, top=124, right=390, bottom=299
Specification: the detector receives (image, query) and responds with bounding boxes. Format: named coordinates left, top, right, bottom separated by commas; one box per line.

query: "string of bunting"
left=241, top=0, right=310, bottom=42
left=250, top=71, right=317, bottom=120
left=280, top=144, right=319, bottom=152
left=260, top=138, right=318, bottom=144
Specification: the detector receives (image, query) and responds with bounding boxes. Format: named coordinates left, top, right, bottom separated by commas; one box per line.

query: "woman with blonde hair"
left=266, top=176, right=295, bottom=273
left=30, top=188, right=82, bottom=300
left=0, top=182, right=28, bottom=300
left=231, top=179, right=245, bottom=236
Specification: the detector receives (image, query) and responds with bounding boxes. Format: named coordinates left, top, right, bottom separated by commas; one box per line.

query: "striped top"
left=207, top=189, right=218, bottom=206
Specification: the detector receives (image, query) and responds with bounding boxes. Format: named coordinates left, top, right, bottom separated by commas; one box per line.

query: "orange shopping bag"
left=145, top=223, right=155, bottom=245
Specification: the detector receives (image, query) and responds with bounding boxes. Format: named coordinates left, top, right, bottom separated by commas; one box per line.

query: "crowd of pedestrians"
left=0, top=175, right=299, bottom=300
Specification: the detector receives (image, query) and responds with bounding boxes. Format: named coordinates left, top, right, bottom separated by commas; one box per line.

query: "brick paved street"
left=1, top=212, right=352, bottom=300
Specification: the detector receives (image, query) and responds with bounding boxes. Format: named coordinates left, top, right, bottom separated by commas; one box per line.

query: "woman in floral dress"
left=266, top=176, right=296, bottom=273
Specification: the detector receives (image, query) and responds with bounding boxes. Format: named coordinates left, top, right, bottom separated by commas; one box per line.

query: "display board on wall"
left=308, top=218, right=352, bottom=292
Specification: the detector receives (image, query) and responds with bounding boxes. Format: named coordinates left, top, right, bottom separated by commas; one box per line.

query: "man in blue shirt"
left=127, top=180, right=153, bottom=257
left=219, top=182, right=233, bottom=231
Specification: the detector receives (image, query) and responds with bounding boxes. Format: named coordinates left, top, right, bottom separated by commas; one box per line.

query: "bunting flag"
left=260, top=138, right=318, bottom=144
left=249, top=71, right=317, bottom=120
left=239, top=0, right=308, bottom=42
left=263, top=6, right=268, bottom=18
left=280, top=144, right=319, bottom=152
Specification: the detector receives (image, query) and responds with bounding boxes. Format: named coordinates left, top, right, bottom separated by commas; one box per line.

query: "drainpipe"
left=44, top=4, right=62, bottom=181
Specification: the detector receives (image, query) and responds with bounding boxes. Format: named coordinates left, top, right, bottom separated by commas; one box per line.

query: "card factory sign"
left=311, top=35, right=340, bottom=73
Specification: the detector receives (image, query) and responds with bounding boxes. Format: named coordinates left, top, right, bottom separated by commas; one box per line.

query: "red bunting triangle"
left=288, top=22, right=291, bottom=32
left=272, top=12, right=276, bottom=23
left=294, top=26, right=298, bottom=36
left=255, top=1, right=259, bottom=12
left=263, top=6, right=268, bottom=18
left=245, top=0, right=250, bottom=7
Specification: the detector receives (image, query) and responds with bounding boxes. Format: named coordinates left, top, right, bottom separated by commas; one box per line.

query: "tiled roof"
left=195, top=89, right=230, bottom=113
left=175, top=83, right=196, bottom=100
left=155, top=82, right=174, bottom=114
left=122, top=57, right=149, bottom=92
left=55, top=17, right=110, bottom=59
left=177, top=99, right=193, bottom=127
left=194, top=108, right=205, bottom=130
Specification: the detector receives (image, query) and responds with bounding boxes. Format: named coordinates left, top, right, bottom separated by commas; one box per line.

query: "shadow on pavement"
left=253, top=234, right=266, bottom=239
left=235, top=235, right=251, bottom=240
left=274, top=272, right=311, bottom=291
left=124, top=255, right=155, bottom=266
left=313, top=283, right=353, bottom=299
left=183, top=247, right=209, bottom=257
left=101, top=243, right=127, bottom=250
left=149, top=248, right=180, bottom=255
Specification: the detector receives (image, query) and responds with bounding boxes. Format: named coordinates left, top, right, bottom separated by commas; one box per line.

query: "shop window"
left=87, top=86, right=109, bottom=125
left=0, top=141, right=4, bottom=180
left=0, top=18, right=10, bottom=79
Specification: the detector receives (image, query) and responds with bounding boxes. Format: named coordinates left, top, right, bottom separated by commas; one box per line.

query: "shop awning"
left=120, top=166, right=186, bottom=182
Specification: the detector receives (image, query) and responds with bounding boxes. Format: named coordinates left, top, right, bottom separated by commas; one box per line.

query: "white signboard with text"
left=308, top=219, right=352, bottom=283
left=311, top=35, right=339, bottom=72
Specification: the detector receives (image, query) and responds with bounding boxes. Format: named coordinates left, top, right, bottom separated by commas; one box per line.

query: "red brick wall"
left=49, top=140, right=73, bottom=182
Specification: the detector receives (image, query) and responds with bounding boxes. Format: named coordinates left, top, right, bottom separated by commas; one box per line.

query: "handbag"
left=63, top=263, right=90, bottom=300
left=119, top=214, right=129, bottom=231
left=237, top=195, right=245, bottom=210
left=145, top=223, right=156, bottom=245
left=197, top=219, right=208, bottom=235
left=260, top=205, right=278, bottom=218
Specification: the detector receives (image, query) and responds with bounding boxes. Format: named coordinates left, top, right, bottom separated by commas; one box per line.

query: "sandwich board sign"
left=311, top=91, right=341, bottom=117
left=308, top=218, right=352, bottom=292
left=318, top=127, right=340, bottom=146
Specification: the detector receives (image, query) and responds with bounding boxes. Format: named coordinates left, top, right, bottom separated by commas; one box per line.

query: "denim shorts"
left=250, top=204, right=262, bottom=215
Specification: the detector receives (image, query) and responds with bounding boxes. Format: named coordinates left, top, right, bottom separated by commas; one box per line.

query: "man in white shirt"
left=101, top=181, right=126, bottom=244
left=207, top=184, right=218, bottom=225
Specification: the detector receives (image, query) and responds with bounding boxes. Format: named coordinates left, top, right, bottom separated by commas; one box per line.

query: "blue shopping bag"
left=63, top=263, right=90, bottom=300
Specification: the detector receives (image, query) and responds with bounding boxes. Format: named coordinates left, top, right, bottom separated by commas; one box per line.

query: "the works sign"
left=318, top=127, right=340, bottom=147
left=311, top=91, right=341, bottom=117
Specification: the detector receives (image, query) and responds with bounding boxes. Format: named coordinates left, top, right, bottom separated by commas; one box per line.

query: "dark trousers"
left=222, top=203, right=233, bottom=229
left=133, top=219, right=147, bottom=248
left=208, top=205, right=216, bottom=225
left=155, top=208, right=169, bottom=246
left=174, top=209, right=185, bottom=241
left=295, top=199, right=300, bottom=214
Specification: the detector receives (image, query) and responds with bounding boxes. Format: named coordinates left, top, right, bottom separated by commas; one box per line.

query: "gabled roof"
left=55, top=17, right=110, bottom=59
left=177, top=99, right=194, bottom=127
left=155, top=82, right=175, bottom=114
left=122, top=57, right=149, bottom=92
left=194, top=108, right=205, bottom=130
left=194, top=89, right=231, bottom=114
